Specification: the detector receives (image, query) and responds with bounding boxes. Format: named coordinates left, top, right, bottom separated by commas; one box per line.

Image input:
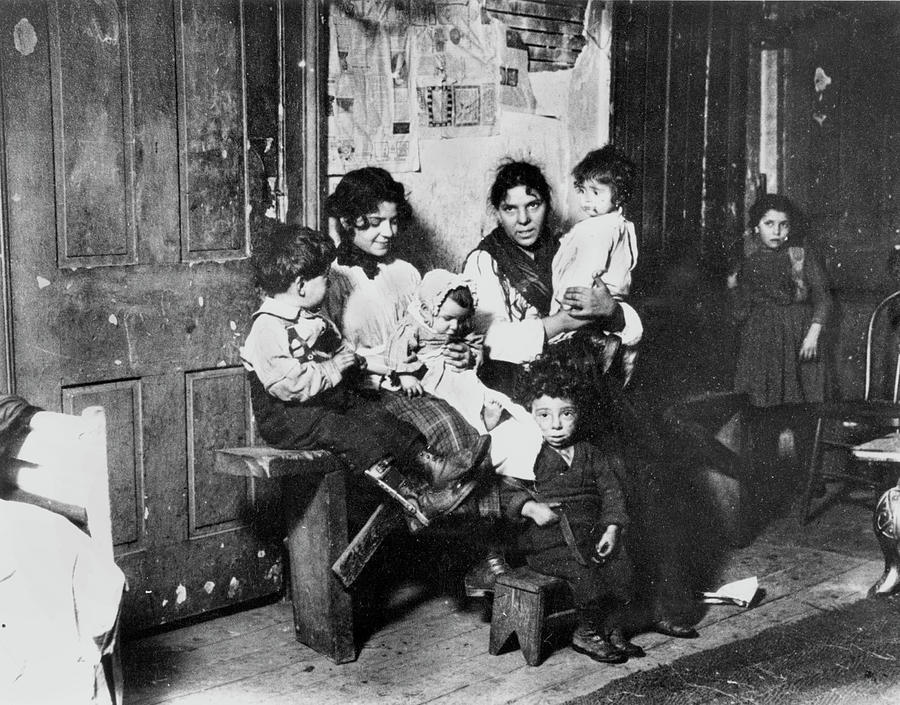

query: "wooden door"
left=0, top=0, right=304, bottom=631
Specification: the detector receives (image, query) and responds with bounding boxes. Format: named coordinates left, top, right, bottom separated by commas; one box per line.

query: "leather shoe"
left=402, top=478, right=480, bottom=532
left=607, top=628, right=645, bottom=658
left=652, top=619, right=699, bottom=639
left=463, top=551, right=511, bottom=597
left=410, top=435, right=491, bottom=489
left=571, top=628, right=627, bottom=664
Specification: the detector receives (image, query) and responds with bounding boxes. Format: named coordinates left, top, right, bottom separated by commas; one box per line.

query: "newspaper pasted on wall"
left=328, top=0, right=536, bottom=175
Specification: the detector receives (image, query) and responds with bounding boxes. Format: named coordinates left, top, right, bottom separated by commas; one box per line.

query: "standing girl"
left=729, top=194, right=832, bottom=455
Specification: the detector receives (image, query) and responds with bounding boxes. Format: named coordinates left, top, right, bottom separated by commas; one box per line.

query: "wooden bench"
left=214, top=446, right=406, bottom=664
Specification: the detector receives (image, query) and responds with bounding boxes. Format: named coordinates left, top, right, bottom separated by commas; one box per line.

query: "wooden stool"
left=489, top=566, right=571, bottom=666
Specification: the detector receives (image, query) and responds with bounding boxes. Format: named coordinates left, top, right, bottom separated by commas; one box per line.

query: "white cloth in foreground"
left=0, top=499, right=125, bottom=705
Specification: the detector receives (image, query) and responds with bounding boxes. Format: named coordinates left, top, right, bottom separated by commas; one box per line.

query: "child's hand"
left=398, top=375, right=424, bottom=397
left=521, top=500, right=560, bottom=526
left=799, top=323, right=821, bottom=361
left=442, top=340, right=475, bottom=371
left=332, top=349, right=360, bottom=373
left=594, top=524, right=620, bottom=561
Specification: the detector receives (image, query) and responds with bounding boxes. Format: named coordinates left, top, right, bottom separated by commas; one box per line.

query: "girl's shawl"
left=474, top=226, right=558, bottom=316
left=740, top=231, right=808, bottom=303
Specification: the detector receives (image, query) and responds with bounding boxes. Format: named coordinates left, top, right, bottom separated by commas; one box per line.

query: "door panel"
left=1, top=0, right=286, bottom=631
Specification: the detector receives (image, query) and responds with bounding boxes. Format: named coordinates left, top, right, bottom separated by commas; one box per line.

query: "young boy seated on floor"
left=239, top=223, right=490, bottom=529
left=501, top=347, right=643, bottom=664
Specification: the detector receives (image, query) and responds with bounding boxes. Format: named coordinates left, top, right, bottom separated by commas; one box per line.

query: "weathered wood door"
left=778, top=3, right=900, bottom=397
left=0, top=0, right=299, bottom=630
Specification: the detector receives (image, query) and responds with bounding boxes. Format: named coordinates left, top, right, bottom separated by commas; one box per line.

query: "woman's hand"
left=595, top=524, right=620, bottom=561
left=521, top=500, right=560, bottom=526
left=541, top=310, right=591, bottom=339
left=442, top=340, right=476, bottom=371
left=560, top=282, right=618, bottom=319
left=799, top=322, right=822, bottom=361
left=398, top=375, right=424, bottom=397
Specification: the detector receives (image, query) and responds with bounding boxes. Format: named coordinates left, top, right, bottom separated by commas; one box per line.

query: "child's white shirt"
left=550, top=210, right=642, bottom=346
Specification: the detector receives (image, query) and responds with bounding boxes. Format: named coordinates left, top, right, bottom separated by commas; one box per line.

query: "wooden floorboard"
left=123, top=494, right=889, bottom=705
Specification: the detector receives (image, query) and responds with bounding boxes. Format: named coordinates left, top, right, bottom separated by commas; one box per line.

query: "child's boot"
left=407, top=434, right=491, bottom=489
left=571, top=627, right=627, bottom=664
left=364, top=459, right=480, bottom=532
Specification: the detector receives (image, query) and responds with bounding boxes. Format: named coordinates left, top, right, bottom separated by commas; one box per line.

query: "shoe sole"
left=571, top=643, right=627, bottom=664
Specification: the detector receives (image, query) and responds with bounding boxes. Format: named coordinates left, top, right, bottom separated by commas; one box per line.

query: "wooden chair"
left=802, top=290, right=900, bottom=521
left=0, top=406, right=123, bottom=705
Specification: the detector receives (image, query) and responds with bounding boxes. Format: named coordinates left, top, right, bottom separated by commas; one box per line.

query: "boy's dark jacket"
left=503, top=441, right=630, bottom=559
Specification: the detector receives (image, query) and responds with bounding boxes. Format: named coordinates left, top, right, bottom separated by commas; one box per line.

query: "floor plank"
left=123, top=494, right=889, bottom=705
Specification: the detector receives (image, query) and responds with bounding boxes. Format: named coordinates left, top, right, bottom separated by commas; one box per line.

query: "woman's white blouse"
left=324, top=258, right=421, bottom=382
left=462, top=249, right=546, bottom=365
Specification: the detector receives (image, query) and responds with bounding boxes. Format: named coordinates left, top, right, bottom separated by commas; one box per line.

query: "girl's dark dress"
left=733, top=245, right=831, bottom=407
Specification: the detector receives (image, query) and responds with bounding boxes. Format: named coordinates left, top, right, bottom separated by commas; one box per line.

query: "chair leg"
left=801, top=416, right=825, bottom=523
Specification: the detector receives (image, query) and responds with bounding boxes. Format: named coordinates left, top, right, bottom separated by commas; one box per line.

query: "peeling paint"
left=85, top=0, right=120, bottom=45
left=114, top=359, right=123, bottom=366
left=203, top=581, right=215, bottom=594
left=229, top=320, right=237, bottom=331
left=161, top=599, right=168, bottom=607
left=13, top=18, right=37, bottom=56
left=108, top=314, right=118, bottom=325
left=216, top=360, right=226, bottom=367
left=266, top=561, right=282, bottom=583
left=227, top=576, right=240, bottom=598
left=175, top=583, right=187, bottom=604
left=814, top=67, right=832, bottom=94
left=198, top=296, right=205, bottom=307
left=36, top=276, right=50, bottom=289
left=144, top=506, right=149, bottom=520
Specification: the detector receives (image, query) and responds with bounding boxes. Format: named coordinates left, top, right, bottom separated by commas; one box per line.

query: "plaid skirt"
left=379, top=390, right=479, bottom=454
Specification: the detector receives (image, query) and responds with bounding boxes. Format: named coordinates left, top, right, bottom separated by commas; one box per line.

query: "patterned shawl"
left=474, top=225, right=558, bottom=316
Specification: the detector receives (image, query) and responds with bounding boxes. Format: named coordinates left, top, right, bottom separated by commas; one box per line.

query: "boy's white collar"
left=256, top=296, right=305, bottom=320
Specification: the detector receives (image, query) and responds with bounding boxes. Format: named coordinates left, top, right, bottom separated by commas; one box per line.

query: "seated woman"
left=323, top=167, right=484, bottom=462
left=463, top=160, right=698, bottom=638
left=462, top=160, right=629, bottom=399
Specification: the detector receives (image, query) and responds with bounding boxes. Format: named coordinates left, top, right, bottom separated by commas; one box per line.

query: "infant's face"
left=531, top=395, right=579, bottom=448
left=575, top=178, right=616, bottom=217
left=431, top=298, right=470, bottom=336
